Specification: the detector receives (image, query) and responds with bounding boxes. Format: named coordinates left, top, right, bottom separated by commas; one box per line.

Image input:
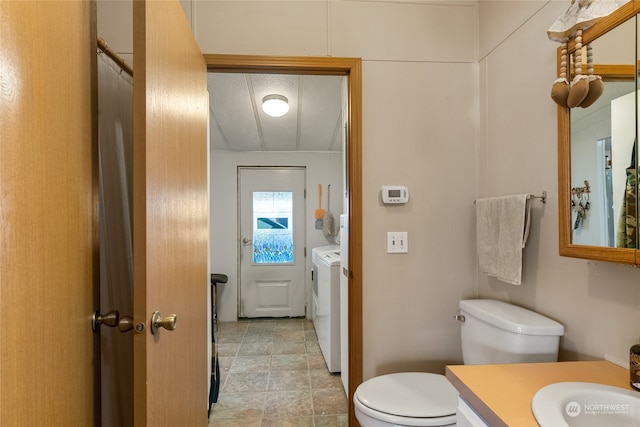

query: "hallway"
left=209, top=318, right=348, bottom=426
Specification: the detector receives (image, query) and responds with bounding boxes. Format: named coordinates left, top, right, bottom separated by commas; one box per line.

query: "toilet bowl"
left=354, top=299, right=565, bottom=427
left=354, top=372, right=457, bottom=427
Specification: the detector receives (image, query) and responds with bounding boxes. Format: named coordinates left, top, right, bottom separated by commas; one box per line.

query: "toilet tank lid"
left=459, top=300, right=565, bottom=336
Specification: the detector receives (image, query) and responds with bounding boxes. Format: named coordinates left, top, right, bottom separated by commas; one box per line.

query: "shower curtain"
left=97, top=51, right=134, bottom=427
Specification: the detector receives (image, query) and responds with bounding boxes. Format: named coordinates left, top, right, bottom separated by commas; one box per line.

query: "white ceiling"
left=207, top=73, right=345, bottom=152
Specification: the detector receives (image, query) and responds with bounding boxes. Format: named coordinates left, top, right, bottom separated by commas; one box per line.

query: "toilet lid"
left=356, top=373, right=458, bottom=419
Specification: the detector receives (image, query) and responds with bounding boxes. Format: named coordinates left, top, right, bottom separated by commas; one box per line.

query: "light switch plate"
left=387, top=232, right=408, bottom=253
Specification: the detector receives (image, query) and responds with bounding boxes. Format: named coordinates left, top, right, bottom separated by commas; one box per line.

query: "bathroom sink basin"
left=532, top=382, right=640, bottom=426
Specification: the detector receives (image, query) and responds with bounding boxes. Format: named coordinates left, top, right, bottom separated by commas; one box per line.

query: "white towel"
left=476, top=194, right=531, bottom=285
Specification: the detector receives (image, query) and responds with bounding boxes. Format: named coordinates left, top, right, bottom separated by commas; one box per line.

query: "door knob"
left=92, top=310, right=135, bottom=332
left=92, top=310, right=119, bottom=331
left=151, top=311, right=177, bottom=334
left=242, top=237, right=252, bottom=245
left=118, top=316, right=134, bottom=332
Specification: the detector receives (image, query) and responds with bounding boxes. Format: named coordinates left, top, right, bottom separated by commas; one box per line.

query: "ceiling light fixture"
left=262, top=94, right=289, bottom=117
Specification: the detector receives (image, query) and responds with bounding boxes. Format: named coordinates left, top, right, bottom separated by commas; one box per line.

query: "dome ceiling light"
left=262, top=94, right=289, bottom=117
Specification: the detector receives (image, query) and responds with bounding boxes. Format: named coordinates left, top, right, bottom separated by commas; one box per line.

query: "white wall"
left=210, top=151, right=343, bottom=322
left=478, top=1, right=640, bottom=365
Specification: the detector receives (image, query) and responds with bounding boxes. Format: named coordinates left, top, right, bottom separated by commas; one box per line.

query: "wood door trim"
left=204, top=54, right=363, bottom=426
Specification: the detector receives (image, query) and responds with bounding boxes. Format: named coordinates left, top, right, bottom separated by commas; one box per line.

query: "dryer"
left=311, top=245, right=341, bottom=373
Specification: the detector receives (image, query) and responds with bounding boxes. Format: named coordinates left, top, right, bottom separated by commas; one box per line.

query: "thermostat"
left=381, top=186, right=409, bottom=204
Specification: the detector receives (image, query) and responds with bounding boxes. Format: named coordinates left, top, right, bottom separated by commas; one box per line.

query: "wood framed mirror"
left=558, top=0, right=639, bottom=264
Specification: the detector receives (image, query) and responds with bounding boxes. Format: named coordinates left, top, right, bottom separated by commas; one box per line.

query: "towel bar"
left=474, top=191, right=547, bottom=204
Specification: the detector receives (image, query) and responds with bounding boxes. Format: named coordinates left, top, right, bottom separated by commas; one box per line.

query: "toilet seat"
left=354, top=372, right=458, bottom=426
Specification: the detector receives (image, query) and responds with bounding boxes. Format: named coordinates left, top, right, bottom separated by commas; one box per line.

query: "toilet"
left=354, top=299, right=565, bottom=427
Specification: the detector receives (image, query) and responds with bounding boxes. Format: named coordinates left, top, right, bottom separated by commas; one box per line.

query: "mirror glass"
left=569, top=16, right=637, bottom=248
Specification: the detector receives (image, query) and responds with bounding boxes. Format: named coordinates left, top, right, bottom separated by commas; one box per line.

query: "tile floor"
left=208, top=317, right=349, bottom=427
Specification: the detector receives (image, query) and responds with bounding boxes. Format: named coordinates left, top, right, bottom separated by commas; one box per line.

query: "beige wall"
left=478, top=1, right=640, bottom=366
left=98, top=0, right=640, bottom=382
left=192, top=0, right=480, bottom=380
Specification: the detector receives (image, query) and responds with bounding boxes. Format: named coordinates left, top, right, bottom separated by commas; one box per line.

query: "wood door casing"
left=132, top=0, right=209, bottom=425
left=203, top=54, right=363, bottom=426
left=0, top=1, right=98, bottom=425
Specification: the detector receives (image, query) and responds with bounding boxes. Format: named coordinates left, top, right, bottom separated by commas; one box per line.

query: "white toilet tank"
left=459, top=299, right=564, bottom=365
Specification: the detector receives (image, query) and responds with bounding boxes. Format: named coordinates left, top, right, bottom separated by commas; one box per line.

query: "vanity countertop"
left=445, top=360, right=631, bottom=427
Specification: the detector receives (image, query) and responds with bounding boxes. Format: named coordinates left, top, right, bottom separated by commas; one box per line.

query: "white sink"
left=532, top=382, right=640, bottom=426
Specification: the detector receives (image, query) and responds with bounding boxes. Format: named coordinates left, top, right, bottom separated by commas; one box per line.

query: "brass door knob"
left=92, top=310, right=119, bottom=331
left=118, top=316, right=134, bottom=333
left=151, top=311, right=177, bottom=334
left=92, top=310, right=136, bottom=332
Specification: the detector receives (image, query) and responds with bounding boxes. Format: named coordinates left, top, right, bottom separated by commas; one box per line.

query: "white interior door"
left=239, top=167, right=306, bottom=317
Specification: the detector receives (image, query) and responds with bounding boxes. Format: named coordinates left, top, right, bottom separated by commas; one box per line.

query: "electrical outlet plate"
left=387, top=232, right=408, bottom=253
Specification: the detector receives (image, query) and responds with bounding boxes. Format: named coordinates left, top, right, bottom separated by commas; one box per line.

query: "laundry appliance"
left=311, top=245, right=341, bottom=373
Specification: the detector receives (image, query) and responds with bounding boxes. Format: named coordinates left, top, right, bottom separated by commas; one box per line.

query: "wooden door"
left=132, top=1, right=209, bottom=426
left=0, top=1, right=97, bottom=425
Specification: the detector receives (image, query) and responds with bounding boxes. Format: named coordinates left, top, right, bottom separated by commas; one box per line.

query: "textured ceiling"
left=207, top=73, right=345, bottom=152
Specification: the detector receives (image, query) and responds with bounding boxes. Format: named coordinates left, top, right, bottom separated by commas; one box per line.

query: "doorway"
left=205, top=54, right=362, bottom=425
left=238, top=167, right=307, bottom=318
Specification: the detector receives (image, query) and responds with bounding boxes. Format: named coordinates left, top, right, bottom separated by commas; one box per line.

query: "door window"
left=252, top=191, right=294, bottom=264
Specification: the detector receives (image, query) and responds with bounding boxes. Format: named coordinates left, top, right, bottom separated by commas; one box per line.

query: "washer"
left=311, top=245, right=341, bottom=372
left=311, top=245, right=338, bottom=323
